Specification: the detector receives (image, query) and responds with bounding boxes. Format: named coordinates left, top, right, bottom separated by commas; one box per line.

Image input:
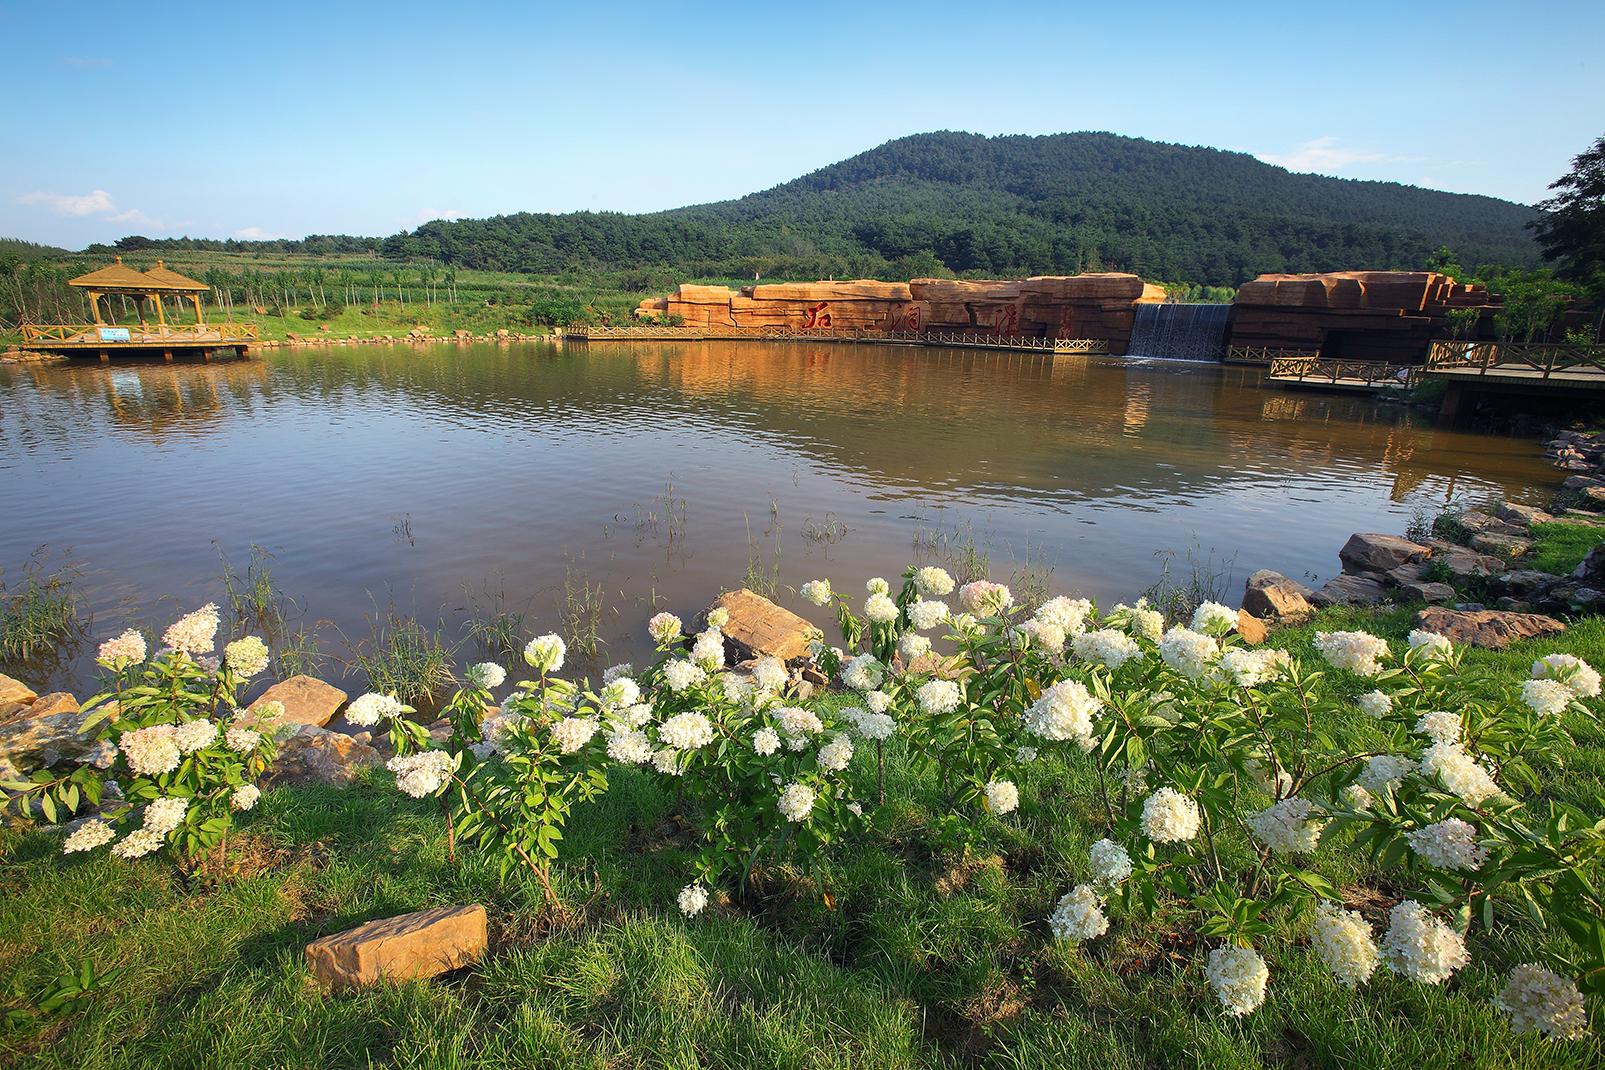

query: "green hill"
left=379, top=131, right=1540, bottom=286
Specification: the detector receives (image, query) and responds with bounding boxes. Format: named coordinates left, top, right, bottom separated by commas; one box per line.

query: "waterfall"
left=1126, top=303, right=1231, bottom=361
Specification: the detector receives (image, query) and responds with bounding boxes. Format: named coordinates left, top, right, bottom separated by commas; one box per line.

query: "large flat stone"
left=306, top=904, right=487, bottom=992
left=1339, top=533, right=1430, bottom=575
left=1242, top=570, right=1313, bottom=621
left=1413, top=607, right=1565, bottom=649
left=1310, top=574, right=1390, bottom=608
left=268, top=724, right=379, bottom=787
left=1470, top=532, right=1533, bottom=560
left=1496, top=502, right=1554, bottom=527
left=707, top=588, right=815, bottom=663
left=248, top=675, right=347, bottom=729
left=1399, top=581, right=1456, bottom=605
left=0, top=710, right=111, bottom=772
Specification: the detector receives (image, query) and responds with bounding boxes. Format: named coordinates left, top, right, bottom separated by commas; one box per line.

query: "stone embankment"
left=253, top=327, right=546, bottom=350
left=1242, top=428, right=1605, bottom=647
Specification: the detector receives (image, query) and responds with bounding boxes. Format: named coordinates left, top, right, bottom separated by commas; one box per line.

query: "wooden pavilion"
left=18, top=256, right=257, bottom=361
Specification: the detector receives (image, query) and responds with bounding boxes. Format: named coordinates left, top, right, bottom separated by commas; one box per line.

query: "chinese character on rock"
left=801, top=302, right=832, bottom=329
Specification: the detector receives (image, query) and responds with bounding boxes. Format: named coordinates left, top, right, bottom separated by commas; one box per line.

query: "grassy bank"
left=3, top=606, right=1603, bottom=1068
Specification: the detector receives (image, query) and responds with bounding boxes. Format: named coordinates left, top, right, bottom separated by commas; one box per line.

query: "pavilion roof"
left=68, top=257, right=161, bottom=291
left=143, top=260, right=209, bottom=292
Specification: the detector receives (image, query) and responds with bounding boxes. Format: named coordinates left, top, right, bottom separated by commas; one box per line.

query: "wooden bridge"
left=1421, top=340, right=1605, bottom=421
left=563, top=325, right=1109, bottom=355
left=1265, top=356, right=1418, bottom=392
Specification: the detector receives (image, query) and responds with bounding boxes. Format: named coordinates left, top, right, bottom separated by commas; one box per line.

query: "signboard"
left=97, top=327, right=131, bottom=342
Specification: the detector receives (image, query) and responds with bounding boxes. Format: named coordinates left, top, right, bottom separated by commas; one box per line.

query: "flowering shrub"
left=2, top=606, right=278, bottom=876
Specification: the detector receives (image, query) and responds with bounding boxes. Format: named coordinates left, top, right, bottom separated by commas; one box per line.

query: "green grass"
left=1530, top=520, right=1605, bottom=576
left=3, top=608, right=1604, bottom=1067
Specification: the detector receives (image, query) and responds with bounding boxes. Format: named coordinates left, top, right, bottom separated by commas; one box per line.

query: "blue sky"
left=4, top=0, right=1602, bottom=248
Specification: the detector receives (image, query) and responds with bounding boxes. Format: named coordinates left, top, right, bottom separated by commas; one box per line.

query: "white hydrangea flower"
left=1217, top=648, right=1291, bottom=688
left=1310, top=901, right=1378, bottom=988
left=1314, top=630, right=1390, bottom=677
left=1088, top=839, right=1133, bottom=888
left=119, top=724, right=181, bottom=776
left=1521, top=678, right=1574, bottom=718
left=658, top=711, right=713, bottom=750
left=751, top=657, right=787, bottom=694
left=1414, top=710, right=1462, bottom=744
left=1048, top=884, right=1108, bottom=943
left=721, top=673, right=754, bottom=707
left=706, top=606, right=730, bottom=630
left=1206, top=945, right=1269, bottom=1016
left=1407, top=629, right=1454, bottom=661
left=864, top=592, right=899, bottom=625
left=1023, top=679, right=1102, bottom=750
left=817, top=733, right=854, bottom=773
left=142, top=796, right=189, bottom=836
left=603, top=662, right=634, bottom=684
left=906, top=599, right=949, bottom=631
left=1248, top=797, right=1325, bottom=855
left=523, top=633, right=566, bottom=673
left=1191, top=601, right=1238, bottom=636
left=1496, top=963, right=1589, bottom=1040
left=346, top=692, right=405, bottom=727
left=1358, top=754, right=1413, bottom=794
left=652, top=748, right=682, bottom=775
left=1158, top=626, right=1219, bottom=679
left=111, top=827, right=164, bottom=859
left=1071, top=628, right=1142, bottom=670
left=753, top=727, right=781, bottom=755
left=678, top=882, right=710, bottom=918
left=1406, top=817, right=1488, bottom=871
left=598, top=676, right=641, bottom=713
left=800, top=579, right=833, bottom=606
left=691, top=628, right=725, bottom=670
left=916, top=678, right=962, bottom=715
left=984, top=779, right=1019, bottom=815
left=465, top=662, right=507, bottom=690
left=776, top=705, right=824, bottom=739
left=1342, top=783, right=1375, bottom=809
left=1141, top=788, right=1200, bottom=843
left=865, top=690, right=892, bottom=714
left=163, top=603, right=221, bottom=656
left=1016, top=745, right=1038, bottom=763
left=224, top=636, right=270, bottom=679
left=1035, top=596, right=1093, bottom=635
left=1531, top=653, right=1601, bottom=699
left=551, top=715, right=600, bottom=754
left=62, top=819, right=117, bottom=855
left=914, top=566, right=956, bottom=597
left=663, top=659, right=705, bottom=693
left=1355, top=690, right=1392, bottom=718
left=1108, top=600, right=1164, bottom=641
left=865, top=577, right=891, bottom=596
left=1018, top=618, right=1066, bottom=654
left=778, top=781, right=815, bottom=822
left=957, top=580, right=1013, bottom=614
left=231, top=784, right=261, bottom=811
left=173, top=718, right=218, bottom=755
left=647, top=612, right=683, bottom=644
left=387, top=750, right=454, bottom=798
left=97, top=628, right=147, bottom=668
left=1419, top=742, right=1501, bottom=805
left=606, top=729, right=654, bottom=765
left=1381, top=900, right=1468, bottom=984
left=842, top=654, right=884, bottom=692
left=846, top=706, right=896, bottom=741
left=898, top=632, right=932, bottom=663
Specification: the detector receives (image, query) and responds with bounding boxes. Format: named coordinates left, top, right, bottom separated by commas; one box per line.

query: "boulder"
left=705, top=588, right=816, bottom=663
left=1310, top=574, right=1389, bottom=608
left=1242, top=570, right=1313, bottom=621
left=0, top=711, right=113, bottom=773
left=1470, top=532, right=1533, bottom=560
left=247, top=676, right=347, bottom=729
left=1236, top=610, right=1270, bottom=646
left=1385, top=562, right=1428, bottom=586
left=1573, top=545, right=1605, bottom=587
left=1437, top=550, right=1507, bottom=581
left=1451, top=510, right=1504, bottom=536
left=1413, top=607, right=1566, bottom=649
left=1496, top=570, right=1563, bottom=598
left=1560, top=474, right=1602, bottom=491
left=1338, top=533, right=1430, bottom=575
left=28, top=692, right=79, bottom=717
left=1496, top=502, right=1554, bottom=527
left=0, top=673, right=36, bottom=706
left=1399, top=581, right=1456, bottom=605
left=305, top=904, right=487, bottom=992
left=268, top=724, right=380, bottom=787
left=1581, top=486, right=1605, bottom=509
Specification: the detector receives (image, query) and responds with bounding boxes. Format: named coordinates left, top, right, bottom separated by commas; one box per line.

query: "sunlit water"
left=0, top=340, right=1560, bottom=695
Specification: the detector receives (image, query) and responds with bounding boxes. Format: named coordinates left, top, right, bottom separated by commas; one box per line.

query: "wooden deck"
left=19, top=322, right=258, bottom=361
left=1420, top=341, right=1605, bottom=389
left=565, top=325, right=1109, bottom=355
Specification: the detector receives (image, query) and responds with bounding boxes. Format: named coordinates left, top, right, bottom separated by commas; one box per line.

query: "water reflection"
left=0, top=340, right=1560, bottom=694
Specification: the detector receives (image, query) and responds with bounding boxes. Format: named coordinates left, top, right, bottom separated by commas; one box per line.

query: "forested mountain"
left=379, top=132, right=1541, bottom=287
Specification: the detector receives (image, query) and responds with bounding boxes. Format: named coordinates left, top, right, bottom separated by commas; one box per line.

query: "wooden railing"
left=1225, top=345, right=1320, bottom=365
left=1424, top=340, right=1605, bottom=378
left=20, top=322, right=259, bottom=343
left=1268, top=356, right=1417, bottom=387
left=568, top=325, right=1108, bottom=354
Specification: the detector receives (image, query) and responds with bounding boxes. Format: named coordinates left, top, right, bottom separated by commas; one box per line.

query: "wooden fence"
left=1424, top=340, right=1605, bottom=378
left=567, top=325, right=1108, bottom=354
left=20, top=322, right=259, bottom=344
left=1267, top=356, right=1417, bottom=388
left=1224, top=345, right=1321, bottom=365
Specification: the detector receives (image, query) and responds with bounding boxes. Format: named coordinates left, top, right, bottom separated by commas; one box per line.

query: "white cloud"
left=234, top=226, right=279, bottom=240
left=1256, top=136, right=1401, bottom=174
left=16, top=188, right=162, bottom=229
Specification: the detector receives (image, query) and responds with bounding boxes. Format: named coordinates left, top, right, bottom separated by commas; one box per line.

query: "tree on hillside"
left=1531, top=133, right=1605, bottom=289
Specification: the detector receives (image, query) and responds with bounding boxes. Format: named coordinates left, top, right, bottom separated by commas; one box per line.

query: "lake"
left=0, top=339, right=1560, bottom=695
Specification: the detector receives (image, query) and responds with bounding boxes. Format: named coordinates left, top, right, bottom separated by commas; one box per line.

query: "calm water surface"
left=0, top=340, right=1561, bottom=694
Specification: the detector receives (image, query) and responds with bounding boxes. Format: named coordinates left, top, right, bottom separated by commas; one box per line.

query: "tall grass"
left=464, top=579, right=527, bottom=664
left=0, top=554, right=82, bottom=664
left=216, top=543, right=290, bottom=638
left=348, top=609, right=455, bottom=706
left=1142, top=543, right=1238, bottom=622
left=560, top=568, right=606, bottom=659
